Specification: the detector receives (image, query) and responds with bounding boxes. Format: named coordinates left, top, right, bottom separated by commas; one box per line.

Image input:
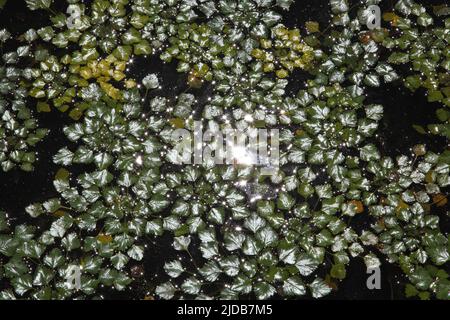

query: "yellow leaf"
left=53, top=210, right=66, bottom=218
left=69, top=108, right=83, bottom=121
left=97, top=76, right=111, bottom=83
left=37, top=101, right=51, bottom=113
left=433, top=194, right=448, bottom=207
left=115, top=61, right=127, bottom=72
left=188, top=73, right=203, bottom=89
left=112, top=70, right=126, bottom=82
left=55, top=168, right=70, bottom=181
left=98, top=60, right=111, bottom=74
left=251, top=48, right=265, bottom=60
left=57, top=104, right=70, bottom=113
left=263, top=63, right=275, bottom=73
left=65, top=88, right=77, bottom=97
left=78, top=79, right=89, bottom=87
left=289, top=29, right=301, bottom=41
left=274, top=26, right=288, bottom=39
left=324, top=274, right=338, bottom=290
left=97, top=234, right=113, bottom=244
left=69, top=64, right=80, bottom=73
left=413, top=144, right=426, bottom=156
left=88, top=61, right=100, bottom=77
left=169, top=118, right=185, bottom=129
left=276, top=69, right=289, bottom=79
left=305, top=21, right=320, bottom=33
left=382, top=12, right=399, bottom=22
left=396, top=199, right=409, bottom=213
left=260, top=39, right=272, bottom=49
left=281, top=60, right=294, bottom=71
left=293, top=58, right=305, bottom=68
left=421, top=203, right=431, bottom=213
left=125, top=79, right=137, bottom=89
left=105, top=54, right=117, bottom=64
left=100, top=82, right=122, bottom=100
left=61, top=54, right=71, bottom=64
left=349, top=200, right=364, bottom=214
left=79, top=67, right=92, bottom=80
left=425, top=171, right=434, bottom=184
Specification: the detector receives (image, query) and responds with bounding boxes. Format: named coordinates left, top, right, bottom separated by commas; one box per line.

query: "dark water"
left=0, top=0, right=448, bottom=300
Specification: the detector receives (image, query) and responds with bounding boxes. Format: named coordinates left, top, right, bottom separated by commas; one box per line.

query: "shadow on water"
left=372, top=86, right=448, bottom=157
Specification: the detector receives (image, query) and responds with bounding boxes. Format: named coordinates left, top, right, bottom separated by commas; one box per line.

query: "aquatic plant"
left=0, top=30, right=48, bottom=172
left=1, top=89, right=166, bottom=298
left=366, top=149, right=450, bottom=299
left=381, top=0, right=450, bottom=138
left=251, top=24, right=316, bottom=78
left=0, top=0, right=448, bottom=300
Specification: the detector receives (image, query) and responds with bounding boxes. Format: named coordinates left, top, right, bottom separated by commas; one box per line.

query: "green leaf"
left=277, top=192, right=295, bottom=210
left=364, top=74, right=380, bottom=87
left=283, top=277, right=306, bottom=296
left=25, top=203, right=44, bottom=218
left=436, top=108, right=449, bottom=122
left=257, top=200, right=274, bottom=216
left=0, top=290, right=16, bottom=300
left=127, top=245, right=144, bottom=261
left=25, top=0, right=52, bottom=11
left=309, top=278, right=332, bottom=298
left=21, top=239, right=45, bottom=259
left=0, top=235, right=19, bottom=257
left=33, top=266, right=54, bottom=286
left=164, top=260, right=184, bottom=278
left=405, top=283, right=419, bottom=298
left=113, top=272, right=131, bottom=291
left=173, top=236, right=191, bottom=251
left=243, top=236, right=262, bottom=256
left=142, top=74, right=159, bottom=90
left=254, top=282, right=276, bottom=300
left=49, top=216, right=73, bottom=238
left=409, top=267, right=433, bottom=291
left=156, top=282, right=177, bottom=299
left=330, top=263, right=346, bottom=280
left=12, top=275, right=33, bottom=296
left=428, top=90, right=444, bottom=103
left=43, top=248, right=64, bottom=268
left=42, top=198, right=60, bottom=213
left=219, top=256, right=240, bottom=277
left=111, top=253, right=129, bottom=270
left=225, top=232, right=246, bottom=251
left=199, top=261, right=221, bottom=282
left=426, top=246, right=449, bottom=266
left=364, top=253, right=381, bottom=269
left=200, top=242, right=218, bottom=259
left=91, top=170, right=113, bottom=187
left=181, top=277, right=202, bottom=295
left=360, top=144, right=380, bottom=162
left=296, top=253, right=319, bottom=276
left=244, top=214, right=266, bottom=233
